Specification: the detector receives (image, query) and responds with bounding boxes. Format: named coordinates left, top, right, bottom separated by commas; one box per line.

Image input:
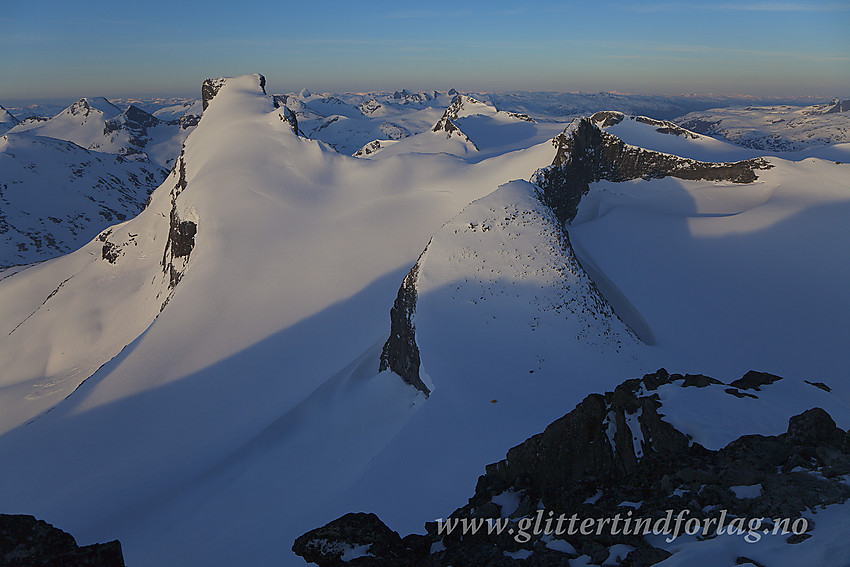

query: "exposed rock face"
left=201, top=78, right=227, bottom=111
left=533, top=118, right=773, bottom=224
left=430, top=95, right=480, bottom=149
left=358, top=99, right=382, bottom=116
left=0, top=514, right=125, bottom=567
left=392, top=90, right=433, bottom=104
left=270, top=95, right=301, bottom=135
left=378, top=262, right=429, bottom=395
left=161, top=154, right=196, bottom=290
left=589, top=111, right=625, bottom=128
left=729, top=370, right=783, bottom=391
left=505, top=111, right=536, bottom=123
left=354, top=140, right=383, bottom=158
left=122, top=105, right=159, bottom=129
left=102, top=105, right=162, bottom=160
left=294, top=370, right=850, bottom=567
left=431, top=114, right=478, bottom=150
left=292, top=513, right=426, bottom=567
left=440, top=94, right=480, bottom=122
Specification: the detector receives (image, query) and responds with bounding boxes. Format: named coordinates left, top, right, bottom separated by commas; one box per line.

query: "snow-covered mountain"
left=354, top=94, right=561, bottom=160
left=675, top=99, right=850, bottom=152
left=7, top=97, right=199, bottom=168
left=274, top=88, right=456, bottom=155
left=0, top=75, right=848, bottom=567
left=0, top=95, right=202, bottom=266
left=0, top=133, right=165, bottom=266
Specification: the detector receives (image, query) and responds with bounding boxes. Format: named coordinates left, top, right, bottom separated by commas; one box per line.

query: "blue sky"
left=2, top=0, right=848, bottom=101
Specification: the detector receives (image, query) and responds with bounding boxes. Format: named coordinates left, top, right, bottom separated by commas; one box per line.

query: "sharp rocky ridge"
left=532, top=113, right=772, bottom=225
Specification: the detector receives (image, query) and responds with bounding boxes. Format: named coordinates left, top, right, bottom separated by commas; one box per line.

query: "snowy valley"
left=0, top=75, right=849, bottom=567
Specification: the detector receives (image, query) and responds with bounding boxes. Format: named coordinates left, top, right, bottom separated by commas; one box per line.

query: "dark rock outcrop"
left=0, top=514, right=125, bottom=567
left=201, top=78, right=226, bottom=112
left=156, top=153, right=196, bottom=295
left=292, top=513, right=428, bottom=567
left=295, top=370, right=850, bottom=566
left=278, top=106, right=301, bottom=136
left=123, top=105, right=160, bottom=129
left=430, top=95, right=480, bottom=149
left=378, top=262, right=429, bottom=395
left=730, top=370, right=782, bottom=391
left=354, top=140, right=383, bottom=158
left=533, top=118, right=773, bottom=224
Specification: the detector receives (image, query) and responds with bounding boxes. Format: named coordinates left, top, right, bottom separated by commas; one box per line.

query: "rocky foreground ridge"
left=0, top=515, right=124, bottom=567
left=294, top=369, right=850, bottom=566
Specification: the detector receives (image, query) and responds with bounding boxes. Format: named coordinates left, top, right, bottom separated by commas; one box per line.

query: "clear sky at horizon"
left=2, top=0, right=849, bottom=102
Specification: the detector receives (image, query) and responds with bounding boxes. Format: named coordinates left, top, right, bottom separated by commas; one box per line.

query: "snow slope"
left=0, top=74, right=559, bottom=567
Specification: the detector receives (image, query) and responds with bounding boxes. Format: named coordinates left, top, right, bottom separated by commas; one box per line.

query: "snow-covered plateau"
left=0, top=76, right=848, bottom=567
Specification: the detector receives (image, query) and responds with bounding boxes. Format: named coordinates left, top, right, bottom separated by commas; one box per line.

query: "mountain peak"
left=65, top=97, right=122, bottom=120
left=201, top=74, right=267, bottom=111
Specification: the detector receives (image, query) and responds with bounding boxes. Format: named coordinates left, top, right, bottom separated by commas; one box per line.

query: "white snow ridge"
left=0, top=74, right=848, bottom=567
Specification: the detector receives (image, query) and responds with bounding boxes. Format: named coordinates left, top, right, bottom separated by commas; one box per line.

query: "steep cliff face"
left=161, top=154, right=197, bottom=291
left=378, top=262, right=429, bottom=395
left=533, top=117, right=772, bottom=224
left=201, top=78, right=227, bottom=112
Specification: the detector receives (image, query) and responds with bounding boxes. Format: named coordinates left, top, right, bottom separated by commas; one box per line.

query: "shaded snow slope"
left=0, top=133, right=165, bottom=266
left=566, top=150, right=850, bottom=389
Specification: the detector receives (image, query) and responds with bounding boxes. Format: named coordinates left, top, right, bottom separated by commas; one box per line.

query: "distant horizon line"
left=2, top=88, right=844, bottom=110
